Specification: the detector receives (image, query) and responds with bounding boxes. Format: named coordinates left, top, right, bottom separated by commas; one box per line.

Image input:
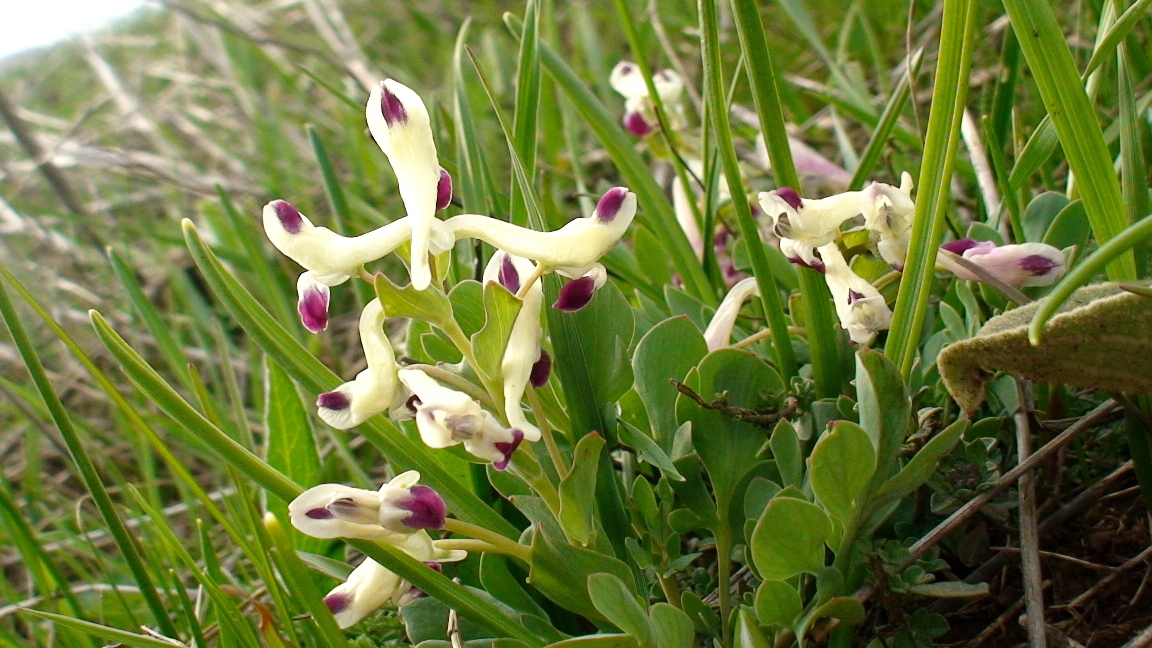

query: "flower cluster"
left=262, top=78, right=637, bottom=471
left=288, top=472, right=463, bottom=628
left=756, top=176, right=914, bottom=344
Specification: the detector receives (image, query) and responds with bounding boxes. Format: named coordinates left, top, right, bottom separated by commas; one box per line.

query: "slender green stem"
left=443, top=519, right=532, bottom=563
left=528, top=387, right=569, bottom=478
left=885, top=0, right=980, bottom=377
left=434, top=538, right=529, bottom=561
left=699, top=0, right=797, bottom=380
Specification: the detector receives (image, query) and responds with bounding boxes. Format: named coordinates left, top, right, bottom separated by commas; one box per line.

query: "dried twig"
left=1015, top=379, right=1048, bottom=648
left=1061, top=544, right=1152, bottom=610
left=963, top=461, right=1134, bottom=584
left=670, top=379, right=798, bottom=428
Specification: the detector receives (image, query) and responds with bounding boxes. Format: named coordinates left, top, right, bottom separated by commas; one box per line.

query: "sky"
left=0, top=0, right=144, bottom=60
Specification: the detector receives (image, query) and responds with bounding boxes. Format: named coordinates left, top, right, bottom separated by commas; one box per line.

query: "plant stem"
left=528, top=387, right=569, bottom=478
left=444, top=519, right=532, bottom=563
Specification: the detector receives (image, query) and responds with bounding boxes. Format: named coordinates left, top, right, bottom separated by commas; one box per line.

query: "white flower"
left=321, top=538, right=465, bottom=629
left=263, top=200, right=452, bottom=331
left=289, top=471, right=447, bottom=539
left=316, top=299, right=406, bottom=429
left=938, top=239, right=1067, bottom=288
left=860, top=172, right=915, bottom=269
left=483, top=251, right=544, bottom=442
left=322, top=558, right=412, bottom=628
left=758, top=187, right=859, bottom=268
left=445, top=187, right=636, bottom=280
left=818, top=243, right=892, bottom=345
left=609, top=61, right=685, bottom=136
left=703, top=277, right=760, bottom=351
left=366, top=79, right=453, bottom=290
left=397, top=368, right=525, bottom=470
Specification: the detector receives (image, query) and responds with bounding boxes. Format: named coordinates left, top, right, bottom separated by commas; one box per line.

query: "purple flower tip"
left=552, top=276, right=597, bottom=311
left=940, top=238, right=980, bottom=255
left=493, top=429, right=525, bottom=471
left=272, top=200, right=304, bottom=234
left=595, top=187, right=630, bottom=222
left=323, top=593, right=350, bottom=614
left=380, top=83, right=407, bottom=126
left=774, top=187, right=803, bottom=211
left=298, top=288, right=330, bottom=333
left=529, top=349, right=552, bottom=387
left=317, top=391, right=351, bottom=411
left=498, top=254, right=521, bottom=293
left=787, top=256, right=826, bottom=273
left=305, top=507, right=335, bottom=519
left=399, top=485, right=446, bottom=530
left=436, top=169, right=453, bottom=211
left=623, top=111, right=653, bottom=137
left=1018, top=254, right=1060, bottom=276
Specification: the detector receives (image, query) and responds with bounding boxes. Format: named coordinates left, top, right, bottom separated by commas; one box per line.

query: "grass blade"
left=885, top=0, right=980, bottom=376
left=0, top=277, right=178, bottom=638
left=1001, top=0, right=1136, bottom=280
left=701, top=0, right=798, bottom=380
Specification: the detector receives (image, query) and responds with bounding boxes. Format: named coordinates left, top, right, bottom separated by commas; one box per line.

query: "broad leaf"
left=750, top=496, right=832, bottom=580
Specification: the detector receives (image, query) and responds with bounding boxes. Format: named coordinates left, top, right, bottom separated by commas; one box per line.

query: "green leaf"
left=18, top=611, right=184, bottom=648
left=529, top=526, right=636, bottom=622
left=471, top=281, right=524, bottom=381
left=769, top=420, right=803, bottom=490
left=677, top=349, right=783, bottom=513
left=632, top=316, right=708, bottom=449
left=1002, top=0, right=1136, bottom=280
left=375, top=272, right=455, bottom=329
left=809, top=421, right=876, bottom=524
left=648, top=603, right=695, bottom=648
left=796, top=597, right=865, bottom=641
left=263, top=357, right=323, bottom=548
left=854, top=350, right=911, bottom=487
left=618, top=421, right=683, bottom=481
left=1043, top=200, right=1091, bottom=251
left=480, top=553, right=548, bottom=618
left=588, top=573, right=654, bottom=647
left=732, top=608, right=771, bottom=648
left=755, top=580, right=803, bottom=628
left=559, top=432, right=606, bottom=545
left=1022, top=192, right=1070, bottom=244
left=546, top=636, right=637, bottom=648
left=908, top=581, right=990, bottom=599
left=751, top=496, right=833, bottom=580
left=878, top=419, right=968, bottom=501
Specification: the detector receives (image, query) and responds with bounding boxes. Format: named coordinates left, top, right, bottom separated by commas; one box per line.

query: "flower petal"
left=296, top=273, right=331, bottom=333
